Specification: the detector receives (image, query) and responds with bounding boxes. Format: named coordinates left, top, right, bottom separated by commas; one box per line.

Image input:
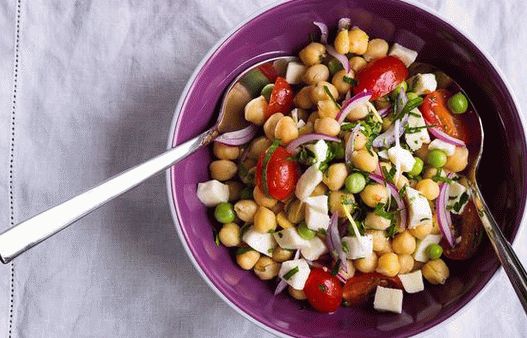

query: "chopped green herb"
left=374, top=203, right=395, bottom=220
left=404, top=125, right=434, bottom=134
left=408, top=111, right=421, bottom=118
left=323, top=85, right=341, bottom=109
left=318, top=284, right=329, bottom=293
left=214, top=231, right=220, bottom=246
left=449, top=192, right=469, bottom=213
left=386, top=222, right=398, bottom=238
left=431, top=168, right=453, bottom=184
left=399, top=184, right=408, bottom=198
left=331, top=259, right=341, bottom=276
left=393, top=97, right=424, bottom=121
left=267, top=248, right=274, bottom=254
left=343, top=76, right=357, bottom=86
left=236, top=247, right=253, bottom=255
left=381, top=165, right=397, bottom=184
left=277, top=232, right=284, bottom=238
left=342, top=240, right=350, bottom=254
left=294, top=146, right=317, bottom=166
left=283, top=266, right=299, bottom=280
left=420, top=217, right=431, bottom=222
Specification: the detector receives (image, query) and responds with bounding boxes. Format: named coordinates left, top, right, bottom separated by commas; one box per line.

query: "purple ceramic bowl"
left=166, top=0, right=527, bottom=336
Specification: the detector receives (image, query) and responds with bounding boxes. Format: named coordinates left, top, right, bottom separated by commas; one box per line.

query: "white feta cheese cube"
left=398, top=270, right=425, bottom=293
left=300, top=236, right=328, bottom=261
left=428, top=139, right=456, bottom=156
left=388, top=43, right=418, bottom=67
left=285, top=61, right=306, bottom=85
left=242, top=227, right=277, bottom=257
left=196, top=180, right=229, bottom=207
left=374, top=286, right=403, bottom=314
left=342, top=235, right=373, bottom=259
left=295, top=164, right=323, bottom=200
left=304, top=195, right=330, bottom=231
left=408, top=73, right=437, bottom=96
left=279, top=258, right=311, bottom=290
left=306, top=139, right=328, bottom=166
left=377, top=149, right=389, bottom=160
left=388, top=146, right=416, bottom=172
left=413, top=234, right=442, bottom=263
left=447, top=181, right=469, bottom=215
left=273, top=227, right=310, bottom=250
left=405, top=109, right=431, bottom=151
left=405, top=187, right=433, bottom=229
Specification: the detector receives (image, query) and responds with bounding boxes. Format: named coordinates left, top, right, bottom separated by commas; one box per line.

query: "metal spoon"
left=411, top=63, right=527, bottom=312
left=0, top=55, right=296, bottom=264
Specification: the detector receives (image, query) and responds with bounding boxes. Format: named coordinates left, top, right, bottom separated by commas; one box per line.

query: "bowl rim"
left=165, top=0, right=527, bottom=336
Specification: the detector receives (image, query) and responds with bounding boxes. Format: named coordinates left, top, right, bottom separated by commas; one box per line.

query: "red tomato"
left=420, top=89, right=468, bottom=142
left=303, top=268, right=343, bottom=313
left=342, top=273, right=403, bottom=305
left=255, top=145, right=298, bottom=201
left=266, top=77, right=294, bottom=119
left=353, top=56, right=408, bottom=100
left=258, top=62, right=278, bottom=82
left=442, top=200, right=483, bottom=260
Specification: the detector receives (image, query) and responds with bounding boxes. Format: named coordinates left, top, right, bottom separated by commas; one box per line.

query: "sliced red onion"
left=429, top=126, right=466, bottom=147
left=215, top=124, right=258, bottom=146
left=326, top=212, right=348, bottom=273
left=378, top=106, right=391, bottom=117
left=369, top=174, right=407, bottom=229
left=336, top=90, right=372, bottom=124
left=436, top=174, right=456, bottom=247
left=285, top=133, right=340, bottom=154
left=345, top=124, right=362, bottom=165
left=338, top=17, right=351, bottom=30
left=313, top=21, right=328, bottom=44
left=274, top=250, right=300, bottom=295
left=326, top=45, right=350, bottom=73
left=336, top=273, right=347, bottom=283
left=344, top=91, right=351, bottom=100
left=374, top=162, right=382, bottom=177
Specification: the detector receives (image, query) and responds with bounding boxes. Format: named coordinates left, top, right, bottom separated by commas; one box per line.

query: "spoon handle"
left=0, top=128, right=217, bottom=264
left=470, top=182, right=527, bottom=313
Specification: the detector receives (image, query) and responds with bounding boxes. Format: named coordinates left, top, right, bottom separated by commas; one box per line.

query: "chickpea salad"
left=196, top=19, right=481, bottom=314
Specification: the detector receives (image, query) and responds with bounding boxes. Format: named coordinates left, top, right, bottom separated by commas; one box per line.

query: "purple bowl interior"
left=169, top=0, right=527, bottom=337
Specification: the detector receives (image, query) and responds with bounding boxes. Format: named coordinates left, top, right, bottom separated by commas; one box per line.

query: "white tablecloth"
left=0, top=0, right=525, bottom=337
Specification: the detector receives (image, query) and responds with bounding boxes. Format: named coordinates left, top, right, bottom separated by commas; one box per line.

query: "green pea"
left=406, top=92, right=419, bottom=101
left=331, top=142, right=345, bottom=160
left=448, top=92, right=468, bottom=114
left=297, top=222, right=316, bottom=240
left=408, top=157, right=424, bottom=177
left=390, top=81, right=408, bottom=99
left=239, top=186, right=253, bottom=200
left=260, top=84, right=274, bottom=102
left=427, top=149, right=448, bottom=168
left=426, top=243, right=443, bottom=260
left=214, top=202, right=235, bottom=224
left=345, top=172, right=366, bottom=194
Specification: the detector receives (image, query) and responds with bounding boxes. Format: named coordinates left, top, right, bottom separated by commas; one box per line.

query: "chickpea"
left=275, top=116, right=299, bottom=144
left=234, top=199, right=258, bottom=223
left=398, top=254, right=415, bottom=274
left=263, top=113, right=284, bottom=140
left=248, top=136, right=272, bottom=160
left=213, top=142, right=240, bottom=160
left=286, top=199, right=305, bottom=223
left=364, top=212, right=391, bottom=230
left=339, top=260, right=356, bottom=280
left=445, top=146, right=469, bottom=172
left=314, top=117, right=340, bottom=137
left=298, top=121, right=314, bottom=136
left=423, top=167, right=448, bottom=180
left=276, top=211, right=294, bottom=229
left=253, top=206, right=277, bottom=233
left=414, top=143, right=429, bottom=161
left=354, top=252, right=378, bottom=273
left=236, top=249, right=260, bottom=270
left=367, top=230, right=391, bottom=253
left=299, top=42, right=326, bottom=66
left=349, top=56, right=367, bottom=72
left=253, top=257, right=280, bottom=280
left=253, top=186, right=277, bottom=208
left=363, top=38, right=389, bottom=61
left=331, top=69, right=354, bottom=96
left=376, top=252, right=400, bottom=277
left=226, top=181, right=243, bottom=201
left=271, top=202, right=284, bottom=215
left=310, top=81, right=339, bottom=103
left=310, top=182, right=328, bottom=196
left=307, top=111, right=319, bottom=124
left=317, top=100, right=340, bottom=119
left=272, top=246, right=294, bottom=262
left=392, top=231, right=416, bottom=255
left=244, top=96, right=268, bottom=125
left=334, top=29, right=350, bottom=54
left=422, top=259, right=450, bottom=285
left=360, top=183, right=388, bottom=208
left=303, top=64, right=329, bottom=85
left=328, top=191, right=354, bottom=217
left=346, top=103, right=370, bottom=121
left=288, top=286, right=307, bottom=300
left=218, top=223, right=241, bottom=247
left=348, top=27, right=369, bottom=55
left=210, top=160, right=237, bottom=181
left=344, top=131, right=367, bottom=151
left=382, top=115, right=393, bottom=131
left=408, top=222, right=433, bottom=240
left=294, top=86, right=314, bottom=109
left=415, top=179, right=440, bottom=200
left=352, top=149, right=379, bottom=173
left=240, top=166, right=256, bottom=185
left=431, top=213, right=441, bottom=235
left=322, top=163, right=348, bottom=191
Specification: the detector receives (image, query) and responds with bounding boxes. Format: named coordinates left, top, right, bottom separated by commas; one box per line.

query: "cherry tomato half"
left=266, top=77, right=294, bottom=119
left=420, top=89, right=468, bottom=142
left=353, top=56, right=408, bottom=100
left=256, top=145, right=298, bottom=201
left=303, top=268, right=343, bottom=313
left=442, top=200, right=483, bottom=260
left=342, top=273, right=403, bottom=306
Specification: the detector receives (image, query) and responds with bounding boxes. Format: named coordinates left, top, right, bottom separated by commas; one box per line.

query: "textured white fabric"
left=0, top=0, right=525, bottom=337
